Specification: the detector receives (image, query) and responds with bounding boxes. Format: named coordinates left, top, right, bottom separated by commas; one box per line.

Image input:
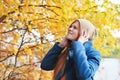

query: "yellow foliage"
left=0, top=1, right=4, bottom=17
left=0, top=24, right=3, bottom=30
left=24, top=46, right=32, bottom=55
left=32, top=71, right=40, bottom=80
left=39, top=44, right=43, bottom=52
left=7, top=21, right=11, bottom=30
left=3, top=0, right=15, bottom=6
left=17, top=22, right=23, bottom=28
left=28, top=25, right=32, bottom=31
left=0, top=0, right=120, bottom=80
left=13, top=48, right=18, bottom=55
left=40, top=70, right=53, bottom=80
left=12, top=33, right=20, bottom=43
left=18, top=56, right=24, bottom=63
left=0, top=63, right=5, bottom=69
left=28, top=49, right=32, bottom=55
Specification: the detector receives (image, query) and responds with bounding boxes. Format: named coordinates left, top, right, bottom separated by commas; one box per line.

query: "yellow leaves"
left=0, top=63, right=6, bottom=69
left=23, top=70, right=41, bottom=80
left=28, top=25, right=32, bottom=31
left=0, top=0, right=120, bottom=80
left=7, top=21, right=11, bottom=30
left=0, top=33, right=2, bottom=38
left=3, top=0, right=19, bottom=11
left=31, top=71, right=40, bottom=80
left=3, top=0, right=15, bottom=6
left=107, top=38, right=115, bottom=46
left=0, top=24, right=3, bottom=31
left=40, top=70, right=53, bottom=80
left=13, top=48, right=18, bottom=55
left=28, top=49, right=32, bottom=55
left=18, top=56, right=24, bottom=63
left=0, top=1, right=5, bottom=17
left=24, top=46, right=32, bottom=56
left=46, top=0, right=56, bottom=5
left=99, top=47, right=109, bottom=56
left=39, top=44, right=43, bottom=52
left=38, top=44, right=44, bottom=58
left=94, top=28, right=116, bottom=56
left=39, top=28, right=43, bottom=34
left=17, top=22, right=23, bottom=28
left=13, top=33, right=20, bottom=43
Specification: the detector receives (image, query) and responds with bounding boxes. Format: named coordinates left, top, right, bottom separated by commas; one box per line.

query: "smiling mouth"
left=67, top=33, right=73, bottom=37
left=68, top=31, right=73, bottom=34
left=67, top=33, right=71, bottom=35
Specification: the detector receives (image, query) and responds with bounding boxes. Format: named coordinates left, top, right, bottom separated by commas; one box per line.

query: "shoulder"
left=84, top=41, right=102, bottom=59
left=87, top=49, right=102, bottom=62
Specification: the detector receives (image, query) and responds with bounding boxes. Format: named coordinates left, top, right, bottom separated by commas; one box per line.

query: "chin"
left=66, top=36, right=75, bottom=41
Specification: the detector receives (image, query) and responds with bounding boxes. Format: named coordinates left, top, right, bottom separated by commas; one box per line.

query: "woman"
left=41, top=19, right=102, bottom=80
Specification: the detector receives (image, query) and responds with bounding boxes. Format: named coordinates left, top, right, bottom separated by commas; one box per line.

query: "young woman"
left=41, top=19, right=102, bottom=80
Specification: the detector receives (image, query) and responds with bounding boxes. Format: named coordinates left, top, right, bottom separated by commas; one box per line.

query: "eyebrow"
left=72, top=24, right=78, bottom=28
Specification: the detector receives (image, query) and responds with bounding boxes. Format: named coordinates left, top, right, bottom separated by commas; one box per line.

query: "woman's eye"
left=69, top=25, right=72, bottom=28
left=73, top=26, right=77, bottom=29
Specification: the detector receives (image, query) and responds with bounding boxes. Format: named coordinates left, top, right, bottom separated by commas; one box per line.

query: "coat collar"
left=83, top=40, right=93, bottom=51
left=68, top=41, right=93, bottom=58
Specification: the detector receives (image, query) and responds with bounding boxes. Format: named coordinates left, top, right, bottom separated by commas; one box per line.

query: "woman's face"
left=66, top=21, right=80, bottom=41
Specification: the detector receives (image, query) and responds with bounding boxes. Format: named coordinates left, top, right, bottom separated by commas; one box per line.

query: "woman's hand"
left=58, top=36, right=69, bottom=48
left=78, top=30, right=89, bottom=44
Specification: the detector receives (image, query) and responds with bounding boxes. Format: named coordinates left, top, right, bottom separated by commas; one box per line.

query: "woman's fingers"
left=82, top=30, right=88, bottom=38
left=78, top=30, right=89, bottom=43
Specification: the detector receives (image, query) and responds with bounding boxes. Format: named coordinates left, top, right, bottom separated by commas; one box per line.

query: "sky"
left=109, top=0, right=120, bottom=4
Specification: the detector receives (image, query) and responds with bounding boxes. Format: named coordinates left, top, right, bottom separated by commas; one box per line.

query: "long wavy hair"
left=53, top=19, right=98, bottom=80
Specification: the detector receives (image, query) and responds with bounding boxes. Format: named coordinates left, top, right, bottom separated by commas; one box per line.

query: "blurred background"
left=0, top=0, right=120, bottom=80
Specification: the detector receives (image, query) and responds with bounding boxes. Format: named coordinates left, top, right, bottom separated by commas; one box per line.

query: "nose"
left=69, top=26, right=73, bottom=31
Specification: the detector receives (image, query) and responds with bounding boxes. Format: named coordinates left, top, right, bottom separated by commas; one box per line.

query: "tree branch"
left=0, top=11, right=15, bottom=23
left=0, top=15, right=7, bottom=22
left=14, top=29, right=27, bottom=67
left=0, top=54, right=14, bottom=62
left=7, top=29, right=27, bottom=78
left=16, top=61, right=41, bottom=68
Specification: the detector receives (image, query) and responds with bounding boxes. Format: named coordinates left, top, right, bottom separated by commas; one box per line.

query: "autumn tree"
left=0, top=0, right=120, bottom=80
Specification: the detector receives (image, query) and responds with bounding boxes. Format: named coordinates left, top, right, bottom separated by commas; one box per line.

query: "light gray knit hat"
left=77, top=19, right=98, bottom=40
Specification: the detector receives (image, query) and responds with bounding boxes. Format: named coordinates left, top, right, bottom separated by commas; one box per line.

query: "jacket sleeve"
left=41, top=42, right=64, bottom=70
left=71, top=41, right=101, bottom=79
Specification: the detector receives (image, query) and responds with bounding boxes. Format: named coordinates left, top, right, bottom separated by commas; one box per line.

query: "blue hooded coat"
left=41, top=41, right=101, bottom=80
